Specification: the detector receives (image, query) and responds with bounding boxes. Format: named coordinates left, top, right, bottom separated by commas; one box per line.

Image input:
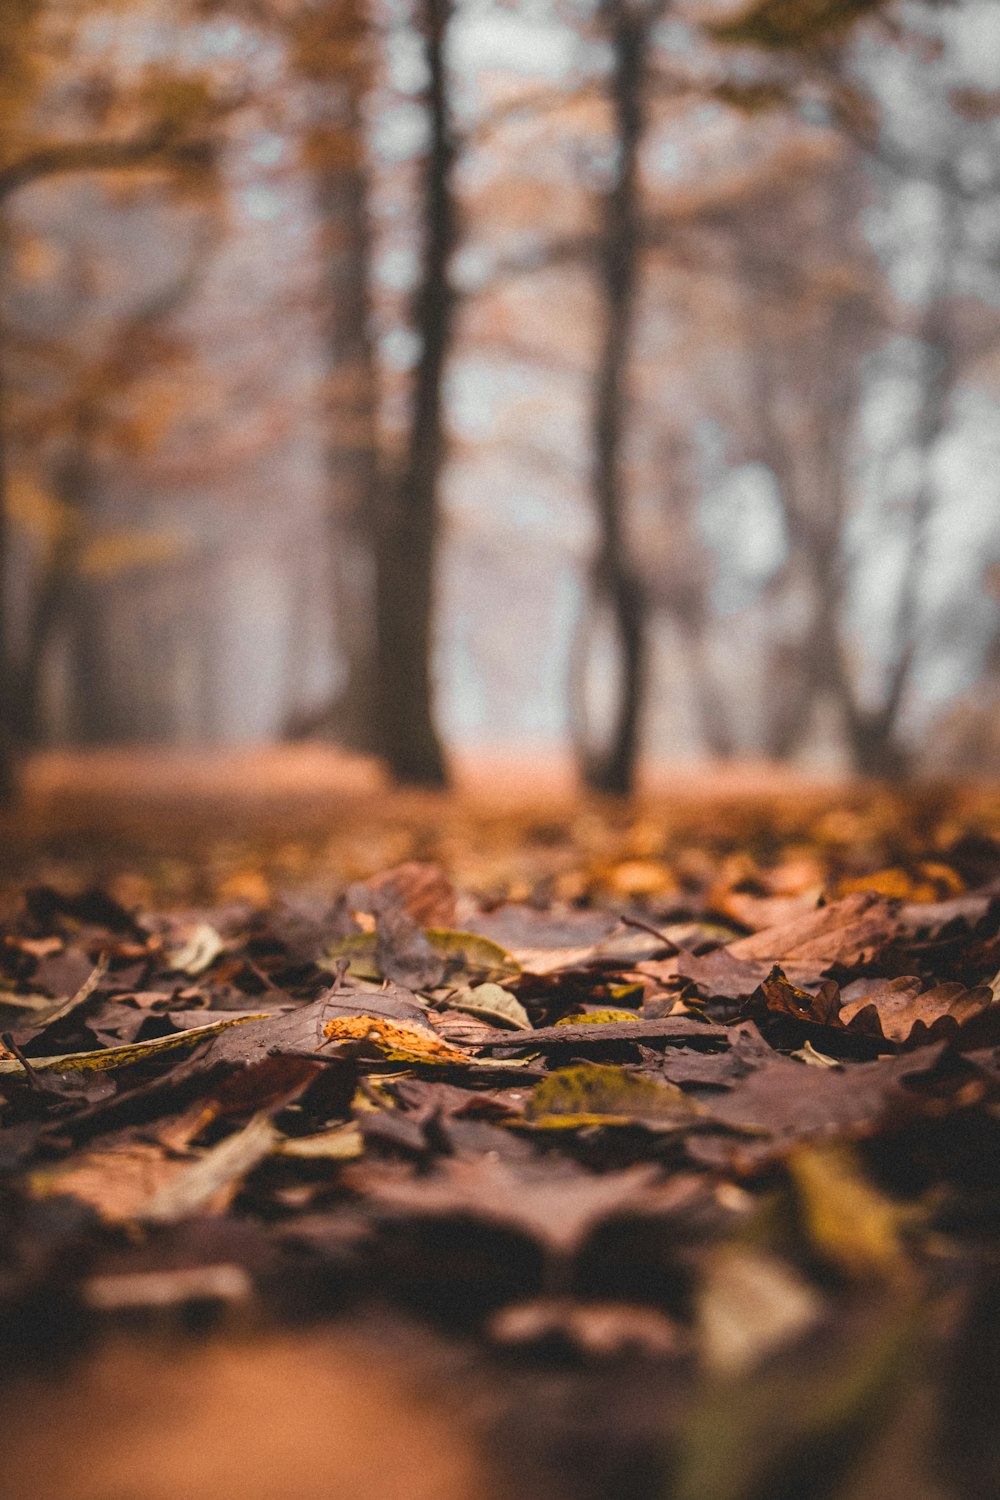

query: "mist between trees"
left=1, top=0, right=999, bottom=798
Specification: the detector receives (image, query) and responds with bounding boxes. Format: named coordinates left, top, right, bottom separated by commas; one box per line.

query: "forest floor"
left=2, top=747, right=1000, bottom=1500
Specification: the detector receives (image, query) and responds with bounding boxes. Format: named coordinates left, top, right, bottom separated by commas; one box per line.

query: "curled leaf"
left=165, top=922, right=225, bottom=976
left=0, top=1014, right=266, bottom=1076
left=442, top=983, right=532, bottom=1031
left=741, top=966, right=842, bottom=1028
left=322, top=1015, right=472, bottom=1067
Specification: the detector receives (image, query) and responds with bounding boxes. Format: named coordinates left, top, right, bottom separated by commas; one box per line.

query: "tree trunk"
left=579, top=0, right=656, bottom=797
left=16, top=426, right=92, bottom=745
left=307, top=0, right=381, bottom=752
left=374, top=0, right=453, bottom=787
left=0, top=351, right=15, bottom=804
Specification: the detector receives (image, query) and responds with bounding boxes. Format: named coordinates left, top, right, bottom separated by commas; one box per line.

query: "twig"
left=1, top=1032, right=44, bottom=1090
left=619, top=914, right=679, bottom=954
left=35, top=954, right=110, bottom=1027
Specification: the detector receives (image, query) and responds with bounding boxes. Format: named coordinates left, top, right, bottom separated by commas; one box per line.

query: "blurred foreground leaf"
left=673, top=1305, right=920, bottom=1500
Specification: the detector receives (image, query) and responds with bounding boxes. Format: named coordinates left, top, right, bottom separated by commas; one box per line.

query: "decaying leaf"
left=322, top=1015, right=473, bottom=1067
left=440, top=983, right=532, bottom=1031
left=840, top=976, right=997, bottom=1047
left=165, top=922, right=225, bottom=976
left=674, top=1309, right=919, bottom=1500
left=363, top=862, right=457, bottom=928
left=4, top=780, right=1000, bottom=1499
left=30, top=1141, right=193, bottom=1223
left=728, top=892, right=899, bottom=968
left=741, top=965, right=842, bottom=1028
left=522, top=1062, right=699, bottom=1128
left=554, top=1008, right=640, bottom=1026
left=323, top=929, right=520, bottom=985
left=0, top=1013, right=266, bottom=1076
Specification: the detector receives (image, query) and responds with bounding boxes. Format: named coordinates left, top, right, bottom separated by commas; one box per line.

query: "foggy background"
left=2, top=0, right=1000, bottom=796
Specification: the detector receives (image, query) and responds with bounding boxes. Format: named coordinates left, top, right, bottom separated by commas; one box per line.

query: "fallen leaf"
left=788, top=1143, right=914, bottom=1283
left=84, top=1263, right=253, bottom=1313
left=0, top=1014, right=267, bottom=1076
left=727, top=892, right=900, bottom=968
left=323, top=929, right=520, bottom=985
left=31, top=1141, right=190, bottom=1223
left=322, top=1015, right=473, bottom=1067
left=840, top=976, right=996, bottom=1046
left=741, top=965, right=843, bottom=1028
left=522, top=1062, right=699, bottom=1128
left=704, top=1045, right=947, bottom=1146
left=699, top=1247, right=821, bottom=1376
left=489, top=1297, right=683, bottom=1357
left=274, top=1122, right=364, bottom=1160
left=364, top=862, right=457, bottom=927
left=142, top=1112, right=279, bottom=1223
left=440, top=983, right=532, bottom=1031
left=356, top=1156, right=660, bottom=1255
left=674, top=1308, right=919, bottom=1500
left=165, top=923, right=225, bottom=976
left=641, top=948, right=775, bottom=1002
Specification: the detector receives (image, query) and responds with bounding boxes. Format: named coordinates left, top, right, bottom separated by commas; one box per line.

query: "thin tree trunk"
left=0, top=350, right=14, bottom=804
left=580, top=0, right=659, bottom=796
left=374, top=0, right=452, bottom=786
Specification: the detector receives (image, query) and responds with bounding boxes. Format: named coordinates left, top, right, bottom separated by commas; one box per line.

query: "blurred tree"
left=371, top=0, right=452, bottom=786
left=575, top=0, right=668, bottom=796
left=0, top=0, right=217, bottom=799
left=710, top=0, right=1000, bottom=774
left=289, top=0, right=381, bottom=753
left=7, top=218, right=210, bottom=743
left=282, top=0, right=450, bottom=784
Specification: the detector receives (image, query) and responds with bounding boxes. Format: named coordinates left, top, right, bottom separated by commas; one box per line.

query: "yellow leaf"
left=554, top=1009, right=640, bottom=1026
left=788, top=1144, right=913, bottom=1283
left=322, top=1015, right=472, bottom=1067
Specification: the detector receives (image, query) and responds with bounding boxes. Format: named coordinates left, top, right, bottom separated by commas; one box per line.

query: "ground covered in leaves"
left=3, top=756, right=1000, bottom=1500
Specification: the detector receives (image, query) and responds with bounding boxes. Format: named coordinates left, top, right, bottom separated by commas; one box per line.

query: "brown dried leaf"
left=356, top=1156, right=660, bottom=1255
left=727, top=892, right=900, bottom=969
left=365, top=862, right=457, bottom=928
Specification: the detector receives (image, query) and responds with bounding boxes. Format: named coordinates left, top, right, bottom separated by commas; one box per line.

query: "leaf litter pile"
left=4, top=789, right=1000, bottom=1499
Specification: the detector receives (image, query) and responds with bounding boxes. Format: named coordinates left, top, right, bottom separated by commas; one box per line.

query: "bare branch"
left=0, top=132, right=213, bottom=203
